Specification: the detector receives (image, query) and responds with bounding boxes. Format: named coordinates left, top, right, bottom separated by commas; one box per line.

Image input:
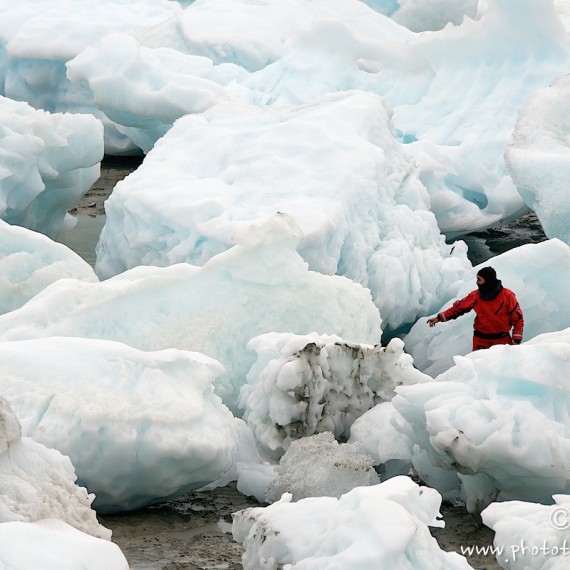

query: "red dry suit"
left=437, top=287, right=524, bottom=351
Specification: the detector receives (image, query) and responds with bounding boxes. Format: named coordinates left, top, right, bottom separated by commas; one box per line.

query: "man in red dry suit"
left=427, top=266, right=524, bottom=351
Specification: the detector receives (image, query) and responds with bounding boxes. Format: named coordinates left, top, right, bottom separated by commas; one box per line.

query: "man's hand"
left=427, top=315, right=439, bottom=327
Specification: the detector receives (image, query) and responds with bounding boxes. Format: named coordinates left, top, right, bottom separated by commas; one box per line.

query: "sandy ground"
left=98, top=484, right=502, bottom=570
left=81, top=158, right=544, bottom=569
left=98, top=484, right=258, bottom=570
left=69, top=156, right=142, bottom=218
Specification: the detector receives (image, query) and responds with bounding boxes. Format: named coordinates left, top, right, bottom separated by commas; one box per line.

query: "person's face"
left=476, top=275, right=485, bottom=286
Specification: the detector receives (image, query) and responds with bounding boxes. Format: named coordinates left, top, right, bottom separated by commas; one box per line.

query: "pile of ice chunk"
left=264, top=432, right=379, bottom=503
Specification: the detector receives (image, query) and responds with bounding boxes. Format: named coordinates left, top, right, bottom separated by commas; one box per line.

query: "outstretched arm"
left=427, top=291, right=477, bottom=328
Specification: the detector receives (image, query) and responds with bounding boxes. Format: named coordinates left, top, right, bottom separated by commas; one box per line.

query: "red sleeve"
left=507, top=291, right=524, bottom=342
left=439, top=291, right=478, bottom=322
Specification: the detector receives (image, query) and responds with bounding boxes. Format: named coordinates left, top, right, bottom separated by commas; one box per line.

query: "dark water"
left=457, top=211, right=548, bottom=265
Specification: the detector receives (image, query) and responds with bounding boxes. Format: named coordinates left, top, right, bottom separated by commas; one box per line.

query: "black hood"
left=478, top=278, right=503, bottom=300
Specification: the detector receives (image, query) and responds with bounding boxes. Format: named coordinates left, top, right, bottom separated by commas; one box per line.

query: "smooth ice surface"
left=96, top=92, right=470, bottom=333
left=506, top=74, right=570, bottom=247
left=233, top=476, right=473, bottom=570
left=0, top=395, right=110, bottom=539
left=482, top=498, right=570, bottom=570
left=0, top=96, right=103, bottom=237
left=405, top=239, right=570, bottom=377
left=240, top=333, right=427, bottom=459
left=0, top=519, right=128, bottom=570
left=0, top=215, right=381, bottom=413
left=0, top=219, right=97, bottom=315
left=394, top=327, right=570, bottom=513
left=0, top=336, right=238, bottom=513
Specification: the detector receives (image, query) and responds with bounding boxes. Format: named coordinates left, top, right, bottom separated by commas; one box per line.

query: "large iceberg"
left=96, top=91, right=469, bottom=333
